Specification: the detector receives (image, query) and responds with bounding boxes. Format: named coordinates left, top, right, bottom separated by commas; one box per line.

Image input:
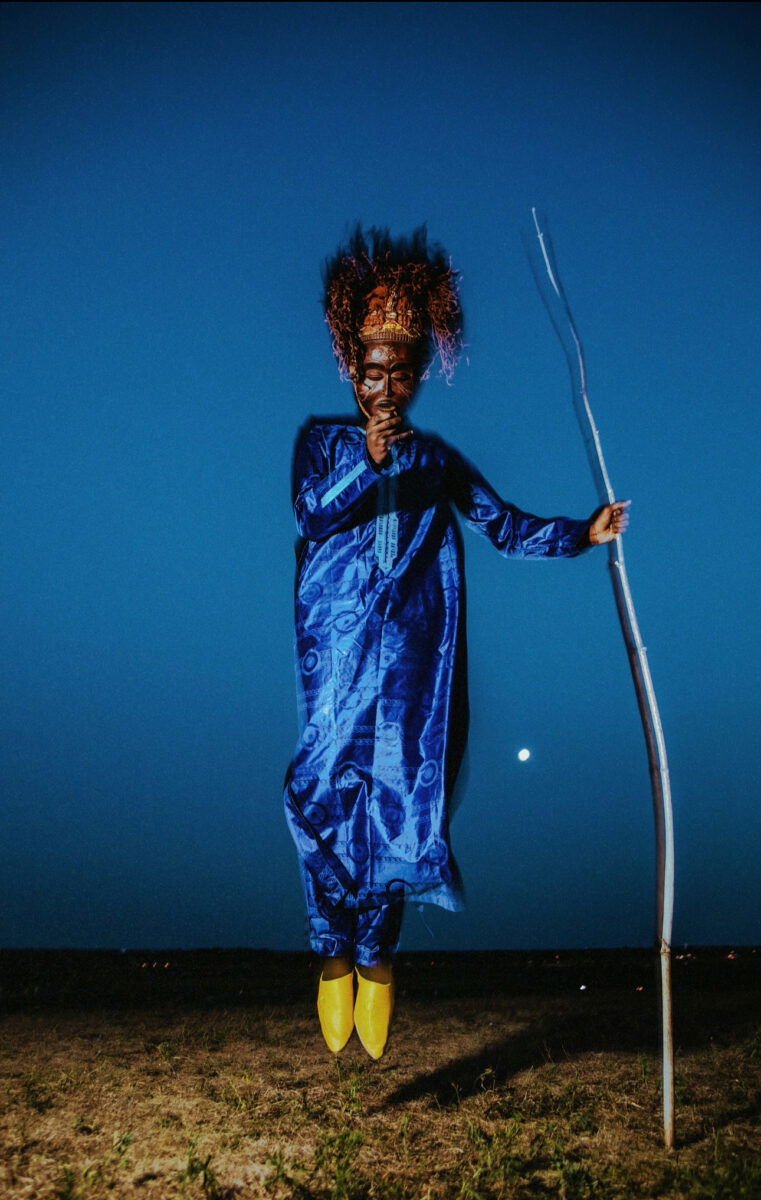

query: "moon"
left=518, top=748, right=531, bottom=762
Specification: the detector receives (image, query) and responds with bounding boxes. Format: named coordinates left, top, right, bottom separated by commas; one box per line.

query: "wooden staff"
left=526, top=208, right=676, bottom=1150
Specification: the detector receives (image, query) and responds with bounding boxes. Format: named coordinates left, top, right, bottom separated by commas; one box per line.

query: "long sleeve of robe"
left=284, top=419, right=592, bottom=915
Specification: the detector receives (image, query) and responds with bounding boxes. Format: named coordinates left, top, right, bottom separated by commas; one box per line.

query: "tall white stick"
left=527, top=208, right=675, bottom=1150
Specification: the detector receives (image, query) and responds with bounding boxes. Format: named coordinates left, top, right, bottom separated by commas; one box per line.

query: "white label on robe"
left=374, top=449, right=399, bottom=573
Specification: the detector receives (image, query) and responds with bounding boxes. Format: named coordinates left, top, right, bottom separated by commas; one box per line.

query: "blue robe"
left=284, top=418, right=592, bottom=918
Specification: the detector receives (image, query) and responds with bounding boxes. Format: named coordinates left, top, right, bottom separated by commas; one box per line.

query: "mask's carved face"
left=354, top=342, right=422, bottom=421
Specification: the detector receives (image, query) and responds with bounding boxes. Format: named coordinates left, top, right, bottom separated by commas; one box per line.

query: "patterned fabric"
left=303, top=866, right=404, bottom=966
left=284, top=419, right=592, bottom=922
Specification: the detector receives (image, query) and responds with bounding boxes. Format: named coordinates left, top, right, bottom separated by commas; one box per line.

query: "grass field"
left=1, top=949, right=759, bottom=1199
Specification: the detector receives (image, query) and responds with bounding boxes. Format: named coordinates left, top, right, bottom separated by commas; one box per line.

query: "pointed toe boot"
left=317, top=971, right=355, bottom=1054
left=354, top=970, right=394, bottom=1060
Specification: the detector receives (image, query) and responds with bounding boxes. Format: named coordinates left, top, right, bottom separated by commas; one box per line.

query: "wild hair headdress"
left=323, top=226, right=464, bottom=384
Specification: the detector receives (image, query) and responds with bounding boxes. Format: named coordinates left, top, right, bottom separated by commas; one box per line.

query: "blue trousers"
left=302, top=868, right=404, bottom=967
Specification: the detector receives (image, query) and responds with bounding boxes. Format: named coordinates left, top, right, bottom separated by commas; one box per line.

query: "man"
left=284, top=227, right=629, bottom=1058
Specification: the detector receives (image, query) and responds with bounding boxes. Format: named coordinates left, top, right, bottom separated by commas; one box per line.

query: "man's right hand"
left=366, top=404, right=406, bottom=466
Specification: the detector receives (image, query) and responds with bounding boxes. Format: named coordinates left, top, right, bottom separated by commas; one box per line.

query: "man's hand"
left=365, top=403, right=411, bottom=466
left=588, top=500, right=631, bottom=545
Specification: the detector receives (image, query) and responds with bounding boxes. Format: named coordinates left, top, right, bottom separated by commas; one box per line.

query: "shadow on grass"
left=382, top=983, right=761, bottom=1122
left=383, top=996, right=655, bottom=1107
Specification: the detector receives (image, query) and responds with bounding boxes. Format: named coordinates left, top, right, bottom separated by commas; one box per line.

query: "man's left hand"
left=589, top=500, right=631, bottom=545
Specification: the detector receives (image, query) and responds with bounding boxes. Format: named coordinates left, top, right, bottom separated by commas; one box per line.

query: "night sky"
left=2, top=1, right=759, bottom=951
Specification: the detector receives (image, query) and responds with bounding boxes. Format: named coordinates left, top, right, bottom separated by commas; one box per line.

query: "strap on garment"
left=320, top=459, right=368, bottom=507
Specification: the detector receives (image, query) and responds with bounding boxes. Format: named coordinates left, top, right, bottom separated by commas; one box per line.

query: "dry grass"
left=0, top=950, right=759, bottom=1198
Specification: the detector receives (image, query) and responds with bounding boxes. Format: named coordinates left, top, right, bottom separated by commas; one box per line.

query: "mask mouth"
left=370, top=400, right=403, bottom=418
left=355, top=396, right=407, bottom=427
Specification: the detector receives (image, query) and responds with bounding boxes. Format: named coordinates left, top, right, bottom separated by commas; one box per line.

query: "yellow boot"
left=317, top=970, right=355, bottom=1053
left=354, top=968, right=394, bottom=1060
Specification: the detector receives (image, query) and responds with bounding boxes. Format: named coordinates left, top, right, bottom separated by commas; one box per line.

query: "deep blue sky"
left=2, top=1, right=759, bottom=950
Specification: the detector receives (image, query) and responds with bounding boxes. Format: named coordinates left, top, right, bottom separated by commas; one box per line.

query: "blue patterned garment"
left=284, top=418, right=592, bottom=927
